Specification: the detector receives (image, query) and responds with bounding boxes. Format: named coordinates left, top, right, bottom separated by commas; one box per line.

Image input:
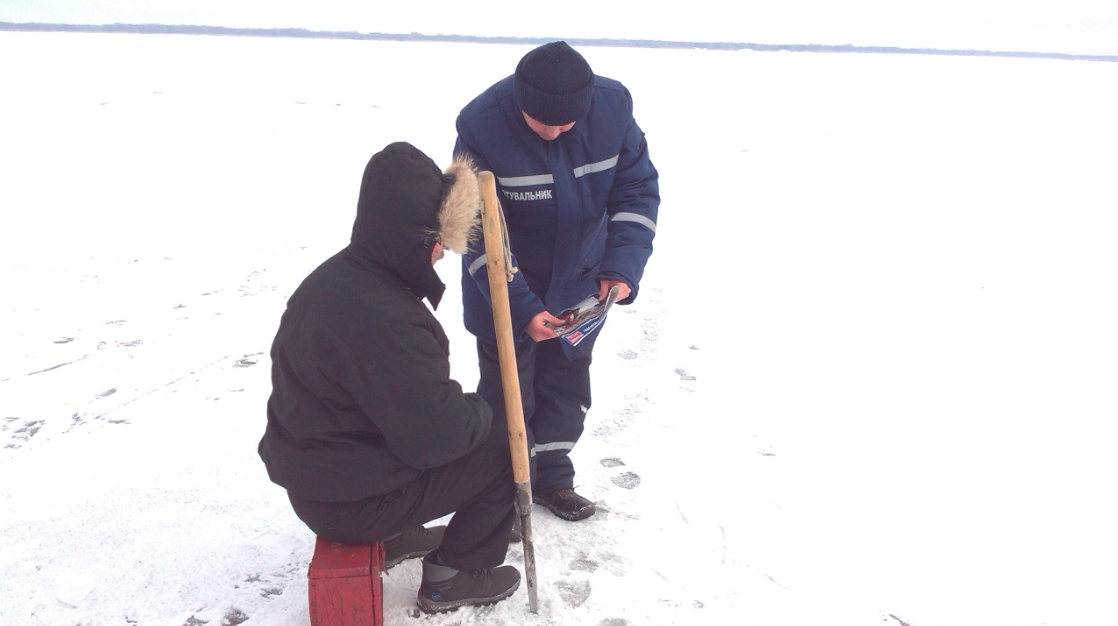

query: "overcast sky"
left=1, top=0, right=1116, bottom=56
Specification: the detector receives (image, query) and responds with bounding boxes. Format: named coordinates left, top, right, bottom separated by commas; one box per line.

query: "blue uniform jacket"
left=455, top=75, right=660, bottom=358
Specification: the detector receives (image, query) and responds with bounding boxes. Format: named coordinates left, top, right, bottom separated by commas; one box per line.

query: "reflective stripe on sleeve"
left=497, top=173, right=554, bottom=187
left=573, top=155, right=619, bottom=178
left=610, top=212, right=657, bottom=233
left=530, top=441, right=576, bottom=457
left=468, top=254, right=488, bottom=275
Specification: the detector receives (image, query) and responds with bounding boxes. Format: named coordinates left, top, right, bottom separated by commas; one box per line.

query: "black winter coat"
left=259, top=143, right=491, bottom=502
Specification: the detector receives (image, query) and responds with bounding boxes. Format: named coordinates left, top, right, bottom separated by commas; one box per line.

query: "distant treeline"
left=2, top=21, right=1115, bottom=63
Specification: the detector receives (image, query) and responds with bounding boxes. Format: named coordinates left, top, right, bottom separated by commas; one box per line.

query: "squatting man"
left=259, top=142, right=521, bottom=613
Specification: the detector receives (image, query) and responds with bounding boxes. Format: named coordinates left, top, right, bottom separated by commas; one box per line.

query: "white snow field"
left=1, top=32, right=1117, bottom=626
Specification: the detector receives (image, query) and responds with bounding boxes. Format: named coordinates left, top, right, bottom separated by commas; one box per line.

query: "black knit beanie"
left=514, top=42, right=595, bottom=126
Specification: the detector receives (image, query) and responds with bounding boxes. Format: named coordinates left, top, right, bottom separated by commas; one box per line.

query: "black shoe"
left=534, top=488, right=596, bottom=521
left=384, top=525, right=445, bottom=569
left=509, top=515, right=522, bottom=543
left=417, top=553, right=521, bottom=613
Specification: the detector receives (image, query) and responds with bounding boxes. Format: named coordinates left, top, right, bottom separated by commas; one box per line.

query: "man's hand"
left=526, top=310, right=566, bottom=342
left=598, top=279, right=631, bottom=303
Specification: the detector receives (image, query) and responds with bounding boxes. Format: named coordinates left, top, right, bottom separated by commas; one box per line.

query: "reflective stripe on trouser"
left=476, top=336, right=592, bottom=496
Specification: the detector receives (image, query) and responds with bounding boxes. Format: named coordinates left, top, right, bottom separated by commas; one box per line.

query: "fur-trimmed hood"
left=347, top=142, right=481, bottom=308
left=433, top=154, right=481, bottom=254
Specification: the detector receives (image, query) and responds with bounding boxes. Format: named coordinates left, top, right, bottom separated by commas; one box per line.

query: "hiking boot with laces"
left=417, top=553, right=521, bottom=613
left=384, top=525, right=445, bottom=569
left=533, top=488, right=596, bottom=521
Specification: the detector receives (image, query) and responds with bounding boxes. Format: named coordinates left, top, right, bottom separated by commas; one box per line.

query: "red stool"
left=308, top=537, right=385, bottom=626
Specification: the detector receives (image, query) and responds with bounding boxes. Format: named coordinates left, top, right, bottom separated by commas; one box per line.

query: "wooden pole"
left=478, top=171, right=539, bottom=613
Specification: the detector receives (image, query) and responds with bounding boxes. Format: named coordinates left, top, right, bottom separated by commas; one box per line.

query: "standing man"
left=455, top=42, right=659, bottom=521
left=259, top=142, right=520, bottom=613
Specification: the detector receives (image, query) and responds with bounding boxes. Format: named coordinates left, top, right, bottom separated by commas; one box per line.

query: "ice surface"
left=1, top=32, right=1117, bottom=626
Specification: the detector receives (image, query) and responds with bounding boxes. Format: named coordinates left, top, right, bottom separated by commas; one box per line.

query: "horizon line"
left=2, top=21, right=1115, bottom=63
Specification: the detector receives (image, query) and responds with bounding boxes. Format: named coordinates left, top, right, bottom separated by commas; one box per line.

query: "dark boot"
left=417, top=553, right=521, bottom=613
left=384, top=525, right=445, bottom=569
left=534, top=488, right=595, bottom=521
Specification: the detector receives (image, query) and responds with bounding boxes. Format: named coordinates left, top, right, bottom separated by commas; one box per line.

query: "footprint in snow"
left=593, top=405, right=642, bottom=437
left=556, top=579, right=591, bottom=607
left=674, top=368, right=696, bottom=381
left=222, top=607, right=249, bottom=626
left=600, top=457, right=625, bottom=468
left=569, top=557, right=599, bottom=572
left=611, top=472, right=641, bottom=490
left=235, top=352, right=264, bottom=368
left=599, top=619, right=632, bottom=626
left=6, top=419, right=45, bottom=442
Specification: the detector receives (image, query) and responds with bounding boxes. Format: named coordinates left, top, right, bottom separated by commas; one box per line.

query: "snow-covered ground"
left=2, top=32, right=1117, bottom=626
